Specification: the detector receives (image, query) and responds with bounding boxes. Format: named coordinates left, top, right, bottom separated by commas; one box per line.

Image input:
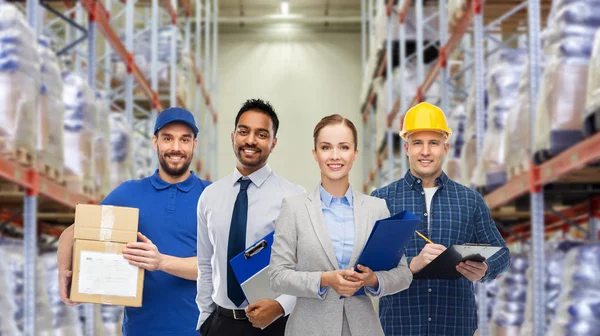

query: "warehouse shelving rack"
left=0, top=1, right=219, bottom=335
left=360, top=1, right=600, bottom=335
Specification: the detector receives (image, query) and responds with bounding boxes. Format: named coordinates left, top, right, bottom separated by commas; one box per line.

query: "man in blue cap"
left=57, top=107, right=211, bottom=335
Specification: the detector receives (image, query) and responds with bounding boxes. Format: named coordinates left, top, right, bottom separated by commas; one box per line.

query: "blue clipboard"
left=229, top=231, right=279, bottom=304
left=351, top=210, right=420, bottom=296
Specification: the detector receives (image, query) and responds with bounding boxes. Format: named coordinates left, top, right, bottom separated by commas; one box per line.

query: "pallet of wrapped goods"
left=0, top=238, right=19, bottom=336
left=373, top=0, right=396, bottom=54
left=63, top=73, right=97, bottom=196
left=460, top=83, right=487, bottom=188
left=489, top=254, right=529, bottom=336
left=373, top=77, right=386, bottom=147
left=101, top=304, right=124, bottom=336
left=519, top=240, right=584, bottom=336
left=583, top=29, right=600, bottom=137
left=94, top=92, right=111, bottom=200
left=472, top=49, right=527, bottom=191
left=134, top=119, right=154, bottom=179
left=448, top=0, right=468, bottom=32
left=76, top=304, right=108, bottom=336
left=112, top=25, right=182, bottom=85
left=504, top=61, right=535, bottom=181
left=36, top=36, right=65, bottom=183
left=475, top=279, right=499, bottom=329
left=443, top=104, right=466, bottom=182
left=533, top=60, right=589, bottom=164
left=0, top=238, right=54, bottom=335
left=110, top=112, right=134, bottom=190
left=0, top=3, right=40, bottom=167
left=41, top=251, right=84, bottom=336
left=533, top=0, right=600, bottom=164
left=179, top=53, right=196, bottom=107
left=548, top=243, right=600, bottom=336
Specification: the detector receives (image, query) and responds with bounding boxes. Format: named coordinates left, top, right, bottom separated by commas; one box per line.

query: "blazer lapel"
left=349, top=190, right=369, bottom=268
left=306, top=186, right=339, bottom=269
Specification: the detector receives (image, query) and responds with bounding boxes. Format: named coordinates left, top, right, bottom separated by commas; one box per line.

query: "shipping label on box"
left=74, top=204, right=139, bottom=243
left=70, top=239, right=144, bottom=307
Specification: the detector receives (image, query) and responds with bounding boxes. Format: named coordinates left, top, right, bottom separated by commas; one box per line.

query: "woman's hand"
left=321, top=270, right=364, bottom=297
left=345, top=265, right=378, bottom=288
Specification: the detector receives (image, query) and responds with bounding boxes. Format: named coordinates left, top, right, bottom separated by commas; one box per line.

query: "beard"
left=157, top=148, right=193, bottom=178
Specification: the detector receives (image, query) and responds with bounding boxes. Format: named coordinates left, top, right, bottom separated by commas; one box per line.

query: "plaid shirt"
left=371, top=170, right=510, bottom=336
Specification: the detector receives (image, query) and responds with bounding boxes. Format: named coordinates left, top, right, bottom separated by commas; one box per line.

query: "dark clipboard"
left=413, top=244, right=502, bottom=280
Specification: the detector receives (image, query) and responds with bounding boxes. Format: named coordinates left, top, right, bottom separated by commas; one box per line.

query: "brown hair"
left=313, top=114, right=358, bottom=150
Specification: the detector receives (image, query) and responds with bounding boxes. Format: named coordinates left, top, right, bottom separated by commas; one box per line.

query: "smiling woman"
left=312, top=114, right=359, bottom=197
left=268, top=113, right=413, bottom=336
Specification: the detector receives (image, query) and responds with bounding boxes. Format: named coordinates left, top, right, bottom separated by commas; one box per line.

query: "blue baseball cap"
left=154, top=107, right=199, bottom=136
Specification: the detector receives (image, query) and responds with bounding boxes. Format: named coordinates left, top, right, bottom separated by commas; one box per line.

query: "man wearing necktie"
left=196, top=99, right=306, bottom=335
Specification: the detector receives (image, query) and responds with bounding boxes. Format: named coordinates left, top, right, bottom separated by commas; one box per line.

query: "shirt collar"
left=149, top=169, right=198, bottom=192
left=232, top=164, right=273, bottom=188
left=319, top=184, right=354, bottom=207
left=403, top=170, right=448, bottom=190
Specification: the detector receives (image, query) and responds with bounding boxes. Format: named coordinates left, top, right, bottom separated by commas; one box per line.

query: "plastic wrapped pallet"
left=110, top=112, right=134, bottom=190
left=490, top=254, right=529, bottom=336
left=520, top=239, right=585, bottom=336
left=374, top=1, right=440, bottom=51
left=101, top=305, right=124, bottom=336
left=372, top=77, right=386, bottom=147
left=134, top=119, right=154, bottom=179
left=75, top=305, right=106, bottom=336
left=444, top=104, right=466, bottom=182
left=475, top=278, right=499, bottom=325
left=63, top=72, right=97, bottom=192
left=471, top=49, right=527, bottom=190
left=37, top=36, right=65, bottom=179
left=504, top=62, right=533, bottom=178
left=447, top=0, right=468, bottom=31
left=95, top=92, right=111, bottom=198
left=548, top=243, right=600, bottom=336
left=113, top=25, right=182, bottom=84
left=583, top=29, right=600, bottom=136
left=533, top=0, right=600, bottom=163
left=0, top=238, right=19, bottom=336
left=373, top=0, right=397, bottom=53
left=0, top=238, right=53, bottom=335
left=460, top=83, right=488, bottom=187
left=0, top=3, right=40, bottom=162
left=40, top=251, right=83, bottom=336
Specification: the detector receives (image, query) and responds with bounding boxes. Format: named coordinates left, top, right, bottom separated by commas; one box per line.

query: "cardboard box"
left=70, top=239, right=144, bottom=307
left=74, top=204, right=139, bottom=243
left=71, top=204, right=143, bottom=306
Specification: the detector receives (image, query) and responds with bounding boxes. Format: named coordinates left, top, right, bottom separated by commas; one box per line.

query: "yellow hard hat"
left=399, top=102, right=452, bottom=141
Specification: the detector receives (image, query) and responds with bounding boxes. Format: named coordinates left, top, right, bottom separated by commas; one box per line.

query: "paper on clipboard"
left=413, top=244, right=503, bottom=280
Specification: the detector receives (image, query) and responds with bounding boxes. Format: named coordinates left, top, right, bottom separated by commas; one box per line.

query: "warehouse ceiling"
left=216, top=0, right=362, bottom=33
left=219, top=0, right=361, bottom=17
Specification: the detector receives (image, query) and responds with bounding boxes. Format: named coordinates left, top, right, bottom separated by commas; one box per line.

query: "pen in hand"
left=415, top=230, right=434, bottom=244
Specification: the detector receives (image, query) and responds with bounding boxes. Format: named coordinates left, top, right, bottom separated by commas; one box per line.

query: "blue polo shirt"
left=100, top=170, right=209, bottom=336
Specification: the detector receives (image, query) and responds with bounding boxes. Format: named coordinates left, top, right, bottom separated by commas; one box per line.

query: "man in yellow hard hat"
left=371, top=102, right=510, bottom=336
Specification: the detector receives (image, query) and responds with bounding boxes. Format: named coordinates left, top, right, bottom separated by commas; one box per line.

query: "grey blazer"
left=269, top=186, right=413, bottom=336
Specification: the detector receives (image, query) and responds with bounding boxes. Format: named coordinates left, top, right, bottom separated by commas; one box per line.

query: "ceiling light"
left=281, top=1, right=289, bottom=16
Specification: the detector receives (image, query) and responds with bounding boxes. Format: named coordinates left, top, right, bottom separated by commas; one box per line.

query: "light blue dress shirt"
left=318, top=185, right=380, bottom=295
left=320, top=185, right=355, bottom=269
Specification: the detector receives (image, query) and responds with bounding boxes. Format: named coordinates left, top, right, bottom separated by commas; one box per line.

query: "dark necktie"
left=227, top=177, right=252, bottom=307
